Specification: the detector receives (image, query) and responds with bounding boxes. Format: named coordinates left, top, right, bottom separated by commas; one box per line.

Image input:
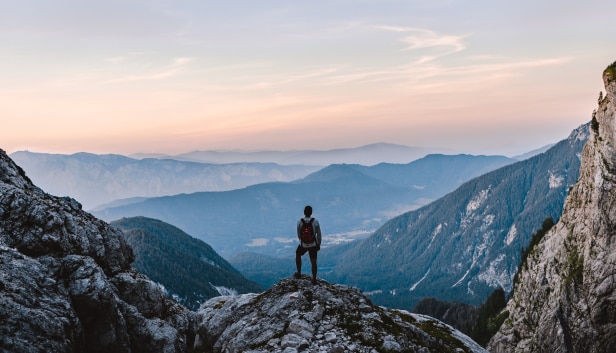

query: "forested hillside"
left=112, top=217, right=262, bottom=309
left=326, top=123, right=589, bottom=308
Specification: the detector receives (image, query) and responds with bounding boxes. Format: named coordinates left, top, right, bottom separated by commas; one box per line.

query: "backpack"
left=300, top=218, right=315, bottom=244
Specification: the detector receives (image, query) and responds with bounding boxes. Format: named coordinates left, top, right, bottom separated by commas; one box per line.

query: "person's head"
left=304, top=205, right=313, bottom=217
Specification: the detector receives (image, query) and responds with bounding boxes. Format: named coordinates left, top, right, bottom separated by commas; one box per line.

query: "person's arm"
left=314, top=219, right=322, bottom=246
left=297, top=219, right=302, bottom=241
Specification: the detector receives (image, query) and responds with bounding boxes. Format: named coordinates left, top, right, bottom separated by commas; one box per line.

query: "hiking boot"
left=312, top=278, right=317, bottom=285
left=293, top=272, right=301, bottom=279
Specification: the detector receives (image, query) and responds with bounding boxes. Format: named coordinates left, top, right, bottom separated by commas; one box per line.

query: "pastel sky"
left=2, top=0, right=615, bottom=157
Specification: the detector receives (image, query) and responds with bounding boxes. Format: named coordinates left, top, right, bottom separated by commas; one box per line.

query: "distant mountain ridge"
left=93, top=154, right=515, bottom=257
left=10, top=151, right=319, bottom=210
left=511, top=143, right=555, bottom=160
left=131, top=143, right=447, bottom=166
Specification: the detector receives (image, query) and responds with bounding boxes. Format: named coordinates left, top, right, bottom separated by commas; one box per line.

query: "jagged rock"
left=195, top=276, right=488, bottom=353
left=0, top=149, right=196, bottom=353
left=0, top=247, right=83, bottom=352
left=488, top=62, right=616, bottom=352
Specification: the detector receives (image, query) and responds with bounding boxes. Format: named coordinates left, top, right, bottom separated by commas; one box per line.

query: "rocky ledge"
left=0, top=149, right=196, bottom=353
left=195, top=275, right=488, bottom=353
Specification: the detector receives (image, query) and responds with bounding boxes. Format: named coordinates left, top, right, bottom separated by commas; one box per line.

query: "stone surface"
left=488, top=64, right=616, bottom=352
left=0, top=149, right=196, bottom=353
left=195, top=276, right=488, bottom=353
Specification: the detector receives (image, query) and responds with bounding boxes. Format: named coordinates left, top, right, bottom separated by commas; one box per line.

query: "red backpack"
left=300, top=218, right=315, bottom=244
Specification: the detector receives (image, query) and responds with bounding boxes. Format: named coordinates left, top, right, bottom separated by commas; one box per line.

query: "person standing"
left=294, top=205, right=322, bottom=285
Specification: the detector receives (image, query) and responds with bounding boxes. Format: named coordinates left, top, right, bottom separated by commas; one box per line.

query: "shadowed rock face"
left=488, top=65, right=616, bottom=353
left=194, top=275, right=488, bottom=353
left=0, top=149, right=196, bottom=353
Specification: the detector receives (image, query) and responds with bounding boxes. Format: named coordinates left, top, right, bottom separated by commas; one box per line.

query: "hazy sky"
left=2, top=0, right=615, bottom=157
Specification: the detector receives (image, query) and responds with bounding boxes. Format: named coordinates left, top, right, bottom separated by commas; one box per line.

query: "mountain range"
left=93, top=154, right=515, bottom=257
left=9, top=151, right=319, bottom=210
left=130, top=142, right=447, bottom=166
left=229, top=122, right=589, bottom=312
left=0, top=147, right=487, bottom=352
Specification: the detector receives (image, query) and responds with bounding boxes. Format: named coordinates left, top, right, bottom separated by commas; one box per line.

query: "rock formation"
left=0, top=149, right=196, bottom=353
left=194, top=275, right=488, bottom=353
left=488, top=63, right=616, bottom=352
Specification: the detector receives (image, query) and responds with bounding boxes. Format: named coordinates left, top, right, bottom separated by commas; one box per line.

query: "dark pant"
left=296, top=245, right=318, bottom=259
left=295, top=245, right=318, bottom=282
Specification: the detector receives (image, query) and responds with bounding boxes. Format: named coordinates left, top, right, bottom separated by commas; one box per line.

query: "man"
left=294, top=205, right=322, bottom=285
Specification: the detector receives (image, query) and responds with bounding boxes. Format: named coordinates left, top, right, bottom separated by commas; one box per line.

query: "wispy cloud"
left=244, top=68, right=339, bottom=90
left=105, top=56, right=126, bottom=64
left=376, top=25, right=468, bottom=53
left=317, top=55, right=571, bottom=89
left=104, top=57, right=193, bottom=84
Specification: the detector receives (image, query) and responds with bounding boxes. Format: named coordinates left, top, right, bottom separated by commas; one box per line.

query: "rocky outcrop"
left=194, top=275, right=488, bottom=353
left=0, top=149, right=196, bottom=353
left=488, top=63, right=616, bottom=352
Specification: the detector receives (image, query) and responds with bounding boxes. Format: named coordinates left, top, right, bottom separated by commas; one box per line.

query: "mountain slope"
left=328, top=123, right=589, bottom=308
left=94, top=154, right=514, bottom=257
left=352, top=154, right=515, bottom=199
left=488, top=61, right=616, bottom=353
left=10, top=151, right=319, bottom=209
left=111, top=217, right=262, bottom=310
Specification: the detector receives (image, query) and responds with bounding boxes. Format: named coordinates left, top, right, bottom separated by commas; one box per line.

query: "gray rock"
left=194, top=277, right=487, bottom=352
left=281, top=333, right=309, bottom=350
left=488, top=63, right=616, bottom=353
left=0, top=149, right=196, bottom=353
left=359, top=303, right=373, bottom=313
left=324, top=332, right=337, bottom=343
left=0, top=247, right=82, bottom=352
left=381, top=335, right=401, bottom=351
left=288, top=318, right=315, bottom=338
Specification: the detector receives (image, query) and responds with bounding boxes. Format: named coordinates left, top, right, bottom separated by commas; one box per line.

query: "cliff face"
left=0, top=150, right=196, bottom=353
left=488, top=63, right=616, bottom=352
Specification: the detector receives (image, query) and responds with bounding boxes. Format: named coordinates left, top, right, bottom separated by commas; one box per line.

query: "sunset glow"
left=2, top=0, right=615, bottom=156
